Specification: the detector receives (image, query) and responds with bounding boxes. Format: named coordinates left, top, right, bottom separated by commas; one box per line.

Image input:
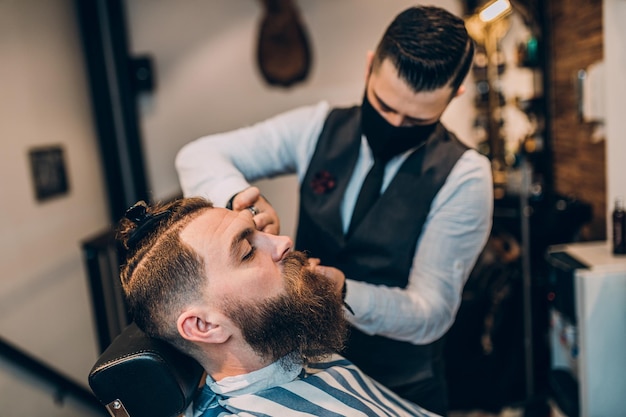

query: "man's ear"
left=177, top=309, right=230, bottom=344
left=455, top=84, right=466, bottom=98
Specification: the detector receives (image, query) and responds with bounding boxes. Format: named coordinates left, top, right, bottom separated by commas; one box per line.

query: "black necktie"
left=348, top=156, right=386, bottom=236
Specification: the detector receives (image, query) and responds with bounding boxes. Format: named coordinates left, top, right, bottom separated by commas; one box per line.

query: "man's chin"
left=224, top=250, right=347, bottom=365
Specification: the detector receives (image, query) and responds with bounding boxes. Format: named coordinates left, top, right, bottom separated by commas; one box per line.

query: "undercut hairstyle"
left=373, top=6, right=475, bottom=93
left=116, top=197, right=212, bottom=354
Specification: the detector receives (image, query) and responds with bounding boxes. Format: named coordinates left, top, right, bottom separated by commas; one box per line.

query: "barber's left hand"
left=231, top=186, right=280, bottom=235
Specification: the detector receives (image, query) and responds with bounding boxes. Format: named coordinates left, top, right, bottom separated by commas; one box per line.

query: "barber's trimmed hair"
left=373, top=6, right=474, bottom=93
left=117, top=197, right=212, bottom=354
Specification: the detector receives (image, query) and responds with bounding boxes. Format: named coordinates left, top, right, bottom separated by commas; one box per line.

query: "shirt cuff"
left=343, top=279, right=373, bottom=320
left=209, top=178, right=251, bottom=208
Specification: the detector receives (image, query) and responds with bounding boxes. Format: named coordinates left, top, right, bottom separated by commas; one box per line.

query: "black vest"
left=296, top=106, right=468, bottom=387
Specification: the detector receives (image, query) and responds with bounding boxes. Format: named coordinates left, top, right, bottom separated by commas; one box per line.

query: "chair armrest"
left=88, top=323, right=204, bottom=417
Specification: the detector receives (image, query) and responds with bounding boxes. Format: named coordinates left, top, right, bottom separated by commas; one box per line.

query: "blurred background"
left=0, top=0, right=623, bottom=415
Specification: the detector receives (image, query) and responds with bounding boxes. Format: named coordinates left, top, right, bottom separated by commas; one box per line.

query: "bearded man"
left=117, top=197, right=438, bottom=416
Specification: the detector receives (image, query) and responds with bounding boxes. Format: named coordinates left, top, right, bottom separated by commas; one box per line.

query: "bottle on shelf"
left=612, top=196, right=626, bottom=255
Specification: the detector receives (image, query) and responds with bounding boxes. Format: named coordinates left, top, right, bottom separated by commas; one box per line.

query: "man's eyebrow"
left=230, top=227, right=254, bottom=260
left=374, top=92, right=430, bottom=124
left=374, top=92, right=394, bottom=112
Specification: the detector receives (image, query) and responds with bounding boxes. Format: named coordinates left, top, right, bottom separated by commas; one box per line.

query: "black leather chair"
left=88, top=323, right=205, bottom=417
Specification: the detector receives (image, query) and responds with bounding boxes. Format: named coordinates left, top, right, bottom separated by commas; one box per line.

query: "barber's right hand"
left=312, top=264, right=345, bottom=298
left=230, top=186, right=280, bottom=235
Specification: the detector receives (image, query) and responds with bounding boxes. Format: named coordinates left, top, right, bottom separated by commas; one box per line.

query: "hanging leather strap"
left=256, top=0, right=312, bottom=87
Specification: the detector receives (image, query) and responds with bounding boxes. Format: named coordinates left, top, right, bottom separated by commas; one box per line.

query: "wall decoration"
left=28, top=145, right=69, bottom=202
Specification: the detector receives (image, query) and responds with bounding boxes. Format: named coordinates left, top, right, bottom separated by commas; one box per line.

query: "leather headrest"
left=88, top=323, right=204, bottom=417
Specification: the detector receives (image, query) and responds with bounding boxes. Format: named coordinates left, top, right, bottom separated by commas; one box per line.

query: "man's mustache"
left=281, top=251, right=310, bottom=276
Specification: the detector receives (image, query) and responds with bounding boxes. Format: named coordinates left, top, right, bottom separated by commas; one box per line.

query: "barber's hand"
left=311, top=261, right=346, bottom=297
left=230, top=186, right=280, bottom=235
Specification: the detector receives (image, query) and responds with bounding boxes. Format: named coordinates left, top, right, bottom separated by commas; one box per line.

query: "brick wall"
left=547, top=0, right=606, bottom=240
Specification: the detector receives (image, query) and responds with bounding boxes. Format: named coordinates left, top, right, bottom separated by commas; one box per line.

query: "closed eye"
left=242, top=245, right=256, bottom=262
left=377, top=98, right=393, bottom=113
left=373, top=92, right=432, bottom=126
left=231, top=227, right=257, bottom=264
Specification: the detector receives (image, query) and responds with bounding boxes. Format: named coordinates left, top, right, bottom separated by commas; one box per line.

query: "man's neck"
left=202, top=343, right=272, bottom=381
left=205, top=353, right=303, bottom=397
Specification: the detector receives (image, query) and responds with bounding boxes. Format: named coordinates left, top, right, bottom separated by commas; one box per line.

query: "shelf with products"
left=444, top=3, right=581, bottom=413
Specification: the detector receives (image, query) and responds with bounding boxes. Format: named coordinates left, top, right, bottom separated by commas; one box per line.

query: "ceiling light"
left=479, top=0, right=512, bottom=23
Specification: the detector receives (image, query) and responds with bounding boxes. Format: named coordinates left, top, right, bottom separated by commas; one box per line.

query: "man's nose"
left=385, top=112, right=404, bottom=127
left=267, top=234, right=293, bottom=262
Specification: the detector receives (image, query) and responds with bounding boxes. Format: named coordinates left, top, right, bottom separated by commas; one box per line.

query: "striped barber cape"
left=189, top=354, right=440, bottom=417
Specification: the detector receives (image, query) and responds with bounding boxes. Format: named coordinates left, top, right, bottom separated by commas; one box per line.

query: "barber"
left=176, top=6, right=493, bottom=415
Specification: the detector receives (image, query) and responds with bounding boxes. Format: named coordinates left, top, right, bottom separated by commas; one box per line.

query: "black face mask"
left=361, top=91, right=437, bottom=162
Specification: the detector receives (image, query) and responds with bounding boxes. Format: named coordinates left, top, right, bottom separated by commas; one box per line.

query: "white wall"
left=126, top=0, right=474, bottom=238
left=0, top=0, right=107, bottom=414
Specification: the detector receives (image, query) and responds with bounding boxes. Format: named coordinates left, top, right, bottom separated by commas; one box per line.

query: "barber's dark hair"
left=373, top=6, right=474, bottom=93
left=116, top=197, right=212, bottom=354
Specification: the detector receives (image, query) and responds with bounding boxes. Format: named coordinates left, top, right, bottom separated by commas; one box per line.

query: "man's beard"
left=221, top=251, right=347, bottom=366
